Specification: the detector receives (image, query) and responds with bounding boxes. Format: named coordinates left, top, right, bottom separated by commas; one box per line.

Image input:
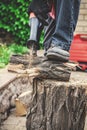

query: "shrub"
left=0, top=44, right=29, bottom=68
left=0, top=0, right=31, bottom=45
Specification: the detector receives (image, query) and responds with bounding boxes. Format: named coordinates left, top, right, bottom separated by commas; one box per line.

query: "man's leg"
left=73, top=0, right=81, bottom=30
left=43, top=16, right=55, bottom=55
left=47, top=0, right=81, bottom=61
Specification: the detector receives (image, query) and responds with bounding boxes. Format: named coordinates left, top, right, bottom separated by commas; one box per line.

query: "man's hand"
left=30, top=12, right=36, bottom=18
left=28, top=0, right=51, bottom=25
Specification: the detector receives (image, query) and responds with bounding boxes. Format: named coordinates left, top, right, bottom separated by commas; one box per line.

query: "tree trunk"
left=26, top=75, right=87, bottom=130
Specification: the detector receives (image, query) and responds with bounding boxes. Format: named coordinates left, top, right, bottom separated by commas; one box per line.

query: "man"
left=28, top=0, right=81, bottom=61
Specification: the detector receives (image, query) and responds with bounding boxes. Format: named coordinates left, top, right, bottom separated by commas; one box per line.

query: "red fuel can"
left=69, top=34, right=87, bottom=70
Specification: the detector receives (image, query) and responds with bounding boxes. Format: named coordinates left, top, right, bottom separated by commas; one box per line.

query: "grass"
left=0, top=44, right=29, bottom=68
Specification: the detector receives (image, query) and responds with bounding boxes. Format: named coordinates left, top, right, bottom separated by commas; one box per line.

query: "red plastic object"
left=69, top=34, right=87, bottom=70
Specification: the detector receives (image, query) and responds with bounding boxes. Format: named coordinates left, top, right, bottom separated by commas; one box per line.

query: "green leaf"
left=0, top=0, right=44, bottom=46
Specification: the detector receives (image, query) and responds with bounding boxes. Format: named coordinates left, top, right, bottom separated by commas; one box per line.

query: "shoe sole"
left=47, top=52, right=69, bottom=61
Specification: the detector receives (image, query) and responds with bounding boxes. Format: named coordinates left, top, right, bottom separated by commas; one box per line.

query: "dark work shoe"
left=46, top=46, right=70, bottom=61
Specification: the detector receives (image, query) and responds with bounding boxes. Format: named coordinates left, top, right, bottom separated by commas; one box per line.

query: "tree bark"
left=26, top=78, right=87, bottom=130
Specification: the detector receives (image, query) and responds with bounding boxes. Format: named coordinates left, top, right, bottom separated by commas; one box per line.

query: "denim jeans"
left=44, top=0, right=81, bottom=51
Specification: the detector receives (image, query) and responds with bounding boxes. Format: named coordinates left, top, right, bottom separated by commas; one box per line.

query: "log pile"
left=0, top=75, right=33, bottom=124
left=8, top=54, right=79, bottom=81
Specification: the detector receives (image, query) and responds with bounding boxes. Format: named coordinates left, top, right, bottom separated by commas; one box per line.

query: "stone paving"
left=0, top=114, right=26, bottom=130
left=0, top=114, right=87, bottom=130
left=0, top=67, right=17, bottom=90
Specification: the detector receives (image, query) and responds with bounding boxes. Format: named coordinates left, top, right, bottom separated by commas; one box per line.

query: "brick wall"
left=75, top=0, right=87, bottom=34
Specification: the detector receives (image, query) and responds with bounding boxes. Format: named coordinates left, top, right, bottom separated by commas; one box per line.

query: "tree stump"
left=26, top=72, right=87, bottom=130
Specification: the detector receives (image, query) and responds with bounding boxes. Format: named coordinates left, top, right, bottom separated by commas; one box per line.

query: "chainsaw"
left=27, top=17, right=42, bottom=56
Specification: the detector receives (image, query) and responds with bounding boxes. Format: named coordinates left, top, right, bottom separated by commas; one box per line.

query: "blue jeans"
left=44, top=0, right=81, bottom=51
